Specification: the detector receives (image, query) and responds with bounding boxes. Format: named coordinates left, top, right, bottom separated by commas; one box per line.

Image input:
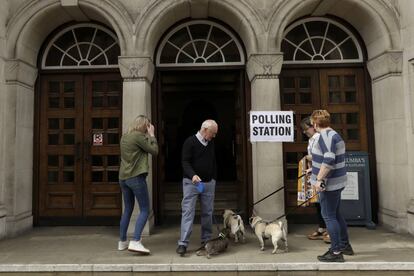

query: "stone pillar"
left=1, top=59, right=37, bottom=238
left=246, top=53, right=285, bottom=220
left=367, top=51, right=409, bottom=233
left=118, top=56, right=155, bottom=236
left=407, top=57, right=414, bottom=235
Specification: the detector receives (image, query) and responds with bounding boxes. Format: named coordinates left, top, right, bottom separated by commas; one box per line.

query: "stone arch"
left=135, top=0, right=265, bottom=58
left=6, top=0, right=133, bottom=73
left=268, top=0, right=401, bottom=59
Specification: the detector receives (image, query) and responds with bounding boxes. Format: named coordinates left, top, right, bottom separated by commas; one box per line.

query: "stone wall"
left=0, top=0, right=412, bottom=238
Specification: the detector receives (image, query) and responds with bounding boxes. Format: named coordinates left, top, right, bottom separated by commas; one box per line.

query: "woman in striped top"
left=310, top=110, right=354, bottom=262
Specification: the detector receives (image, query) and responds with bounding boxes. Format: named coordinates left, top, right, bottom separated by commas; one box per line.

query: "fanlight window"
left=157, top=20, right=245, bottom=67
left=282, top=18, right=363, bottom=64
left=42, top=23, right=120, bottom=69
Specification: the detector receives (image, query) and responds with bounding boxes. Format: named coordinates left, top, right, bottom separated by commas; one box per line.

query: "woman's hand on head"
left=147, top=123, right=155, bottom=137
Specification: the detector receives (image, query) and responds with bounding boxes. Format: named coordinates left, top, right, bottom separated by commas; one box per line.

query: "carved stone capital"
left=5, top=59, right=38, bottom=88
left=246, top=53, right=283, bottom=81
left=118, top=56, right=155, bottom=82
left=367, top=50, right=403, bottom=82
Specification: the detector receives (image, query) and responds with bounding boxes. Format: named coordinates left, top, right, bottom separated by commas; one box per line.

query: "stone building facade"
left=0, top=0, right=413, bottom=239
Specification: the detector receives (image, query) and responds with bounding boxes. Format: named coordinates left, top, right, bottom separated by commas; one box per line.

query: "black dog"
left=196, top=228, right=230, bottom=258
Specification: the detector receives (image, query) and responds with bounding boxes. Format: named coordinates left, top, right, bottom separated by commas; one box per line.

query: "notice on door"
left=250, top=111, right=294, bottom=142
left=93, top=133, right=103, bottom=146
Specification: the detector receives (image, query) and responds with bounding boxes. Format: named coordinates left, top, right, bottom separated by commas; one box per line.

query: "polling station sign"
left=250, top=111, right=294, bottom=142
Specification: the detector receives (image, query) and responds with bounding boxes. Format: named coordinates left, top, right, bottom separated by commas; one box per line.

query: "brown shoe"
left=323, top=234, right=331, bottom=244
left=307, top=230, right=326, bottom=240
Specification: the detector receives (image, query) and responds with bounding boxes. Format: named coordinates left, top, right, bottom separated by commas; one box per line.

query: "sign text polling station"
left=250, top=111, right=294, bottom=142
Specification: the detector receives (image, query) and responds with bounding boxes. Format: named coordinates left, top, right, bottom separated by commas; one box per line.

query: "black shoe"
left=317, top=251, right=345, bottom=262
left=340, top=244, right=354, bottom=255
left=176, top=245, right=186, bottom=256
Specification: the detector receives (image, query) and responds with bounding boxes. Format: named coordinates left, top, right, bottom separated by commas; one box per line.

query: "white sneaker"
left=118, top=240, right=129, bottom=251
left=128, top=240, right=150, bottom=254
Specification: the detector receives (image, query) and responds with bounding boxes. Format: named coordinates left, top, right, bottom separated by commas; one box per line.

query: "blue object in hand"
left=196, top=182, right=205, bottom=193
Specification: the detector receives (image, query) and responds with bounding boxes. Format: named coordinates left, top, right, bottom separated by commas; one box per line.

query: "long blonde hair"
left=127, top=115, right=150, bottom=134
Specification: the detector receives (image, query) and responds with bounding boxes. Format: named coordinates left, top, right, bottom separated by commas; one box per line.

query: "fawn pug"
left=222, top=209, right=246, bottom=243
left=249, top=214, right=288, bottom=254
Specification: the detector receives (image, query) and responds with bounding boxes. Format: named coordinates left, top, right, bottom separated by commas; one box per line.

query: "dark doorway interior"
left=155, top=70, right=248, bottom=224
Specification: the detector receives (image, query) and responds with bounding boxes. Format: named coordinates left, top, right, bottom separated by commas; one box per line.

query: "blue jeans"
left=319, top=188, right=349, bottom=252
left=178, top=178, right=216, bottom=247
left=119, top=174, right=149, bottom=241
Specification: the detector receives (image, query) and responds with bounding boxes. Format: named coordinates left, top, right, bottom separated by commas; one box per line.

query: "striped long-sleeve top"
left=310, top=128, right=347, bottom=191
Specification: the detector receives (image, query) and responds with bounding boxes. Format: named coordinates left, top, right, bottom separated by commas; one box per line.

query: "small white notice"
left=342, top=172, right=359, bottom=200
left=250, top=111, right=294, bottom=142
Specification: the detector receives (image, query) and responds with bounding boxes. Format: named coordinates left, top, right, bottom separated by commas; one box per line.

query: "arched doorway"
left=280, top=17, right=374, bottom=222
left=154, top=20, right=251, bottom=224
left=35, top=23, right=123, bottom=225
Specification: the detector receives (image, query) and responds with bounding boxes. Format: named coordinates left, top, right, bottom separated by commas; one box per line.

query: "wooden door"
left=37, top=73, right=122, bottom=224
left=280, top=68, right=368, bottom=222
left=83, top=75, right=123, bottom=217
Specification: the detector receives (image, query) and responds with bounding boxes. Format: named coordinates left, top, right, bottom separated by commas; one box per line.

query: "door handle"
left=84, top=142, right=90, bottom=162
left=75, top=142, right=81, bottom=161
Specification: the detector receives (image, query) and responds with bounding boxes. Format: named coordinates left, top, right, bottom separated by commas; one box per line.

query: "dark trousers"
left=320, top=188, right=349, bottom=252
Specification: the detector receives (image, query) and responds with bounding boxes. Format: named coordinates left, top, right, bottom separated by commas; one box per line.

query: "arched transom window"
left=42, top=23, right=120, bottom=69
left=157, top=20, right=245, bottom=67
left=282, top=17, right=363, bottom=64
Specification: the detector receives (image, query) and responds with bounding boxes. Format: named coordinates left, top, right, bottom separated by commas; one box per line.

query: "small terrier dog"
left=222, top=209, right=246, bottom=243
left=196, top=228, right=230, bottom=259
left=249, top=214, right=288, bottom=254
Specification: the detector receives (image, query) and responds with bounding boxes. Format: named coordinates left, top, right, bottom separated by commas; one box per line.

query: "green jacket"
left=119, top=131, right=158, bottom=180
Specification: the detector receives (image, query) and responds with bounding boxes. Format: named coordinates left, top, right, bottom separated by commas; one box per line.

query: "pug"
left=249, top=214, right=288, bottom=254
left=196, top=228, right=230, bottom=259
left=223, top=209, right=246, bottom=243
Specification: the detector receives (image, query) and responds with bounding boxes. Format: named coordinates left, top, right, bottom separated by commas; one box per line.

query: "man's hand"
left=192, top=175, right=201, bottom=184
left=315, top=180, right=325, bottom=192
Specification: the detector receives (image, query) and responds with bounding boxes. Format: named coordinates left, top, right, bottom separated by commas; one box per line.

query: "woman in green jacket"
left=117, top=115, right=158, bottom=254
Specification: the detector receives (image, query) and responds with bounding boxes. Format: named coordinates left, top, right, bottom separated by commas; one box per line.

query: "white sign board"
left=93, top=133, right=103, bottom=146
left=342, top=172, right=359, bottom=200
left=250, top=111, right=294, bottom=142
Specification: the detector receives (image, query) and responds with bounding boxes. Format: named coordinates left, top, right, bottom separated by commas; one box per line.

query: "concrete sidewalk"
left=0, top=224, right=414, bottom=274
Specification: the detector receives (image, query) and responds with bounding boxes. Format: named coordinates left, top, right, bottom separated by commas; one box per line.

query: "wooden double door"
left=36, top=73, right=122, bottom=225
left=280, top=67, right=369, bottom=222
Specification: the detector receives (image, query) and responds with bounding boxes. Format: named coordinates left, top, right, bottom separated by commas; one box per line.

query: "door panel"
left=38, top=73, right=122, bottom=223
left=319, top=68, right=367, bottom=151
left=280, top=68, right=368, bottom=221
left=83, top=75, right=122, bottom=217
left=39, top=75, right=83, bottom=217
left=280, top=70, right=320, bottom=215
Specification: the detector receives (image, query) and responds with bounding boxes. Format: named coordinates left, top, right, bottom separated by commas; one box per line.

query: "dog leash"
left=251, top=172, right=308, bottom=207
left=273, top=180, right=326, bottom=221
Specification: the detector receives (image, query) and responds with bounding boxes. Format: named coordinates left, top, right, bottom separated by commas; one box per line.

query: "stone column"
left=406, top=57, right=414, bottom=235
left=118, top=56, right=155, bottom=236
left=367, top=51, right=409, bottom=232
left=1, top=59, right=37, bottom=238
left=246, top=53, right=285, bottom=220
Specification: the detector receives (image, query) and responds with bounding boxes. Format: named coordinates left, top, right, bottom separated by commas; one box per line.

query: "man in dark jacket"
left=176, top=119, right=218, bottom=256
